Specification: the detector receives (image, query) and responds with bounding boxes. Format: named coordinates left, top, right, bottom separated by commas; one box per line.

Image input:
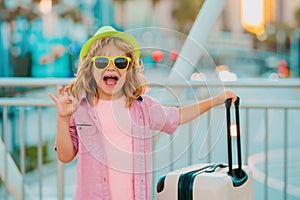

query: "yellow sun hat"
left=79, top=26, right=140, bottom=60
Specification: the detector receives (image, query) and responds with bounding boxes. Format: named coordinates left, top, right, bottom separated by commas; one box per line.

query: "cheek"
left=119, top=72, right=127, bottom=83
left=93, top=70, right=102, bottom=83
left=114, top=72, right=127, bottom=89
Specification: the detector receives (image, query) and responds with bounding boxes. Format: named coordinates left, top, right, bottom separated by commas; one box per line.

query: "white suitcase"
left=156, top=97, right=254, bottom=200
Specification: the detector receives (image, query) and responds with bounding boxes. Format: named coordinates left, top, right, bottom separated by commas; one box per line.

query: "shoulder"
left=130, top=95, right=158, bottom=113
left=72, top=98, right=93, bottom=117
left=136, top=95, right=160, bottom=106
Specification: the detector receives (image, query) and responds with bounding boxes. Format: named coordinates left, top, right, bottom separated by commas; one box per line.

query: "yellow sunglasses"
left=91, top=56, right=132, bottom=70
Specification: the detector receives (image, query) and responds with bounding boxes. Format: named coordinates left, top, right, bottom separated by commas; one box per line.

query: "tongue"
left=106, top=78, right=117, bottom=85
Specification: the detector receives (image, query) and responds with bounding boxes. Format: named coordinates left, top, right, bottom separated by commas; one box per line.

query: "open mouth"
left=103, top=75, right=119, bottom=86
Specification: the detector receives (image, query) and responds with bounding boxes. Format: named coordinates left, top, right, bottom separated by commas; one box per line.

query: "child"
left=48, top=26, right=237, bottom=200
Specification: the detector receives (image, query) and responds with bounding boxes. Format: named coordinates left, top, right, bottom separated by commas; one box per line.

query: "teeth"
left=104, top=75, right=118, bottom=78
left=103, top=75, right=119, bottom=85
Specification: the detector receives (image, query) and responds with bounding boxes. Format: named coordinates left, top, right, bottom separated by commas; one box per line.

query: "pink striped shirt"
left=69, top=95, right=180, bottom=199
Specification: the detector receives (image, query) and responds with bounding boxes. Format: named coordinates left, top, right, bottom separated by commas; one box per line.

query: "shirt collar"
left=76, top=91, right=143, bottom=104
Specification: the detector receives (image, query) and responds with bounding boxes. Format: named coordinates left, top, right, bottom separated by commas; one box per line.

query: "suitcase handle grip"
left=225, top=97, right=243, bottom=177
left=204, top=163, right=227, bottom=173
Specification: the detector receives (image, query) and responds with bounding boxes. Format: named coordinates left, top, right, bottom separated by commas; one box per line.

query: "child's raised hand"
left=212, top=90, right=237, bottom=107
left=48, top=86, right=78, bottom=118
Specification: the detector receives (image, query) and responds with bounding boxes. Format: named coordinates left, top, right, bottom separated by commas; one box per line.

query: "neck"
left=99, top=93, right=124, bottom=101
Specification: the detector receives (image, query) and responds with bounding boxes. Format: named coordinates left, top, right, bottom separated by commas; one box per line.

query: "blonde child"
left=48, top=26, right=237, bottom=200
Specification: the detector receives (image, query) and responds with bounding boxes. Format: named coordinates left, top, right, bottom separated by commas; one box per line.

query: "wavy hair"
left=70, top=37, right=147, bottom=107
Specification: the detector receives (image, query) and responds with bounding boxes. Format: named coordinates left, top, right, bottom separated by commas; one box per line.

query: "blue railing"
left=0, top=78, right=300, bottom=200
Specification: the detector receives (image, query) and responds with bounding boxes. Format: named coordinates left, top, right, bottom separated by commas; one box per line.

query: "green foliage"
left=25, top=144, right=50, bottom=172
left=294, top=6, right=300, bottom=26
left=172, top=0, right=205, bottom=34
left=13, top=142, right=51, bottom=173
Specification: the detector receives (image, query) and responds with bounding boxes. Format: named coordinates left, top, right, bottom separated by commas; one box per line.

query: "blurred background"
left=1, top=0, right=300, bottom=200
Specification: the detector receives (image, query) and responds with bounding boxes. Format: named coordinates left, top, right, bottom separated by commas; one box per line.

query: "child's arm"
left=178, top=90, right=237, bottom=125
left=48, top=86, right=78, bottom=163
left=55, top=115, right=77, bottom=163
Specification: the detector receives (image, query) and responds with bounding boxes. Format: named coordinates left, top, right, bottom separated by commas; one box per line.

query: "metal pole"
left=188, top=122, right=192, bottom=165
left=264, top=109, right=269, bottom=200
left=245, top=108, right=249, bottom=165
left=169, top=0, right=228, bottom=81
left=283, top=109, right=288, bottom=200
left=38, top=107, right=43, bottom=200
left=3, top=106, right=8, bottom=200
left=19, top=107, right=25, bottom=200
left=207, top=111, right=211, bottom=163
left=57, top=161, right=64, bottom=200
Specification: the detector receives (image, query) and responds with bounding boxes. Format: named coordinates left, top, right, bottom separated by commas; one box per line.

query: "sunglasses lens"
left=114, top=57, right=129, bottom=69
left=94, top=57, right=109, bottom=69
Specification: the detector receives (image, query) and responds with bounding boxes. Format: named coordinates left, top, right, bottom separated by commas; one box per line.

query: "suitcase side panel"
left=157, top=164, right=254, bottom=200
left=156, top=164, right=212, bottom=200
left=193, top=166, right=254, bottom=200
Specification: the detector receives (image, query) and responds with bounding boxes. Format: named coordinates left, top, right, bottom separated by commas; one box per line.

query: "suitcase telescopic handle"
left=225, top=97, right=242, bottom=177
left=225, top=97, right=248, bottom=187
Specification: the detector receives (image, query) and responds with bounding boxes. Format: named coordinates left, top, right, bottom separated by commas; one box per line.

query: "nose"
left=106, top=60, right=115, bottom=71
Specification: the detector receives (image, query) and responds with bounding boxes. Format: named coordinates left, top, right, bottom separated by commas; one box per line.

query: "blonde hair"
left=70, top=37, right=147, bottom=107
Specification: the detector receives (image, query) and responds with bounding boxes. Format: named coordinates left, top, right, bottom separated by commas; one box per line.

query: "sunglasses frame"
left=91, top=56, right=132, bottom=70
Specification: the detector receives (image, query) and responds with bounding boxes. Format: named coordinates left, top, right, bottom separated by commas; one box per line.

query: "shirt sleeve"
left=69, top=115, right=79, bottom=152
left=54, top=115, right=79, bottom=152
left=147, top=96, right=180, bottom=135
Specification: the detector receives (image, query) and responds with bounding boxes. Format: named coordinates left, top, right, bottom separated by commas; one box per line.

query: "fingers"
left=72, top=100, right=80, bottom=113
left=48, top=92, right=57, bottom=103
left=67, top=96, right=74, bottom=104
left=57, top=86, right=71, bottom=97
left=224, top=90, right=237, bottom=105
left=49, top=86, right=72, bottom=103
left=57, top=86, right=63, bottom=97
left=64, top=85, right=71, bottom=97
